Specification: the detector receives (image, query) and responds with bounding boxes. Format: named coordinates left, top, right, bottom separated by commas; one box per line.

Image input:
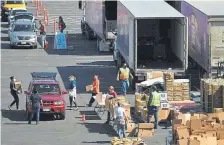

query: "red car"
left=24, top=72, right=68, bottom=120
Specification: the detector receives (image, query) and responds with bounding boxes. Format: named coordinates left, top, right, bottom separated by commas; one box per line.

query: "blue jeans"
left=117, top=124, right=126, bottom=139
left=29, top=106, right=40, bottom=122
left=147, top=106, right=158, bottom=128
left=121, top=79, right=129, bottom=95
left=41, top=35, right=46, bottom=48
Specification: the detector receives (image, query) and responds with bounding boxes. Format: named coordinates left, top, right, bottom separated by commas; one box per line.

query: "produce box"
left=15, top=81, right=22, bottom=94
left=85, top=84, right=93, bottom=92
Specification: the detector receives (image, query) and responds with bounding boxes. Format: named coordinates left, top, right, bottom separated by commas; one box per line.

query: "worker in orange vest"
left=117, top=63, right=133, bottom=95
left=39, top=20, right=46, bottom=48
left=87, top=75, right=100, bottom=107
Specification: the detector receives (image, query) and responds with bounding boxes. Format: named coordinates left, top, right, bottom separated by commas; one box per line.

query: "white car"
left=8, top=8, right=27, bottom=25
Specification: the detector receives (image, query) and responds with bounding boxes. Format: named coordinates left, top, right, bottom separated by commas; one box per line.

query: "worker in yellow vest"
left=147, top=85, right=160, bottom=129
left=117, top=63, right=133, bottom=95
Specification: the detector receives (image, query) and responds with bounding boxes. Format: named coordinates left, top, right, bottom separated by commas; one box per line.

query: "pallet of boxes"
left=105, top=96, right=136, bottom=137
left=164, top=72, right=191, bottom=102
left=200, top=79, right=224, bottom=113
left=171, top=112, right=224, bottom=145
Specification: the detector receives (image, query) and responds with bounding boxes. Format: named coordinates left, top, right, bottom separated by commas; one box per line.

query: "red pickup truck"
left=24, top=72, right=68, bottom=120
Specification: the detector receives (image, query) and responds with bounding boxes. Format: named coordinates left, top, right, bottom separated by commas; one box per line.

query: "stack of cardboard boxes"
left=172, top=112, right=224, bottom=145
left=164, top=72, right=190, bottom=101
left=200, top=79, right=224, bottom=113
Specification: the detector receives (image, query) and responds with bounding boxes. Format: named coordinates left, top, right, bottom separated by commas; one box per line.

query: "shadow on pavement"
left=77, top=61, right=115, bottom=67
left=77, top=122, right=117, bottom=137
left=78, top=110, right=101, bottom=120
left=57, top=65, right=121, bottom=94
left=1, top=109, right=26, bottom=121
left=82, top=141, right=111, bottom=144
left=44, top=33, right=112, bottom=56
left=1, top=42, right=10, bottom=49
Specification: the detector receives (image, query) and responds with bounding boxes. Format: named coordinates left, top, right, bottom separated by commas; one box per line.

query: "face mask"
left=13, top=79, right=16, bottom=82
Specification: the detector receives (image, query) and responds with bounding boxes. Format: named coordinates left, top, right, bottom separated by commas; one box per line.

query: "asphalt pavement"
left=1, top=1, right=168, bottom=145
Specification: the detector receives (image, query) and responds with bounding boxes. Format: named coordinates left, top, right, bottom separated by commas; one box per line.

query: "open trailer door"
left=184, top=16, right=189, bottom=70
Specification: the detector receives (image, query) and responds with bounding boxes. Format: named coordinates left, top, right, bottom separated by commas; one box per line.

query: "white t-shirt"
left=69, top=88, right=77, bottom=98
left=115, top=107, right=125, bottom=117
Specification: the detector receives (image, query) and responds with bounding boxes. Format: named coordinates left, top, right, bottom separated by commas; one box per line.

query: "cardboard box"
left=147, top=71, right=164, bottom=79
left=85, top=85, right=93, bottom=92
left=188, top=139, right=200, bottom=145
left=177, top=139, right=188, bottom=145
left=217, top=139, right=224, bottom=145
left=15, top=81, right=22, bottom=93
left=159, top=109, right=170, bottom=120
left=176, top=128, right=190, bottom=140
left=190, top=119, right=202, bottom=131
left=138, top=128, right=154, bottom=138
left=138, top=123, right=154, bottom=129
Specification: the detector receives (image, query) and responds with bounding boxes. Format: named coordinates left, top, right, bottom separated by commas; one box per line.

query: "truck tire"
left=59, top=112, right=65, bottom=120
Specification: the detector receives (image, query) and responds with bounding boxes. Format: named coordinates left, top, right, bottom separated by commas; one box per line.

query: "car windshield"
left=13, top=24, right=33, bottom=31
left=12, top=10, right=26, bottom=15
left=6, top=0, right=24, bottom=4
left=33, top=84, right=61, bottom=94
left=15, top=15, right=33, bottom=21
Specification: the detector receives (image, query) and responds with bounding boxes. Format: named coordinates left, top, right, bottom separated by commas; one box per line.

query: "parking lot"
left=1, top=1, right=168, bottom=145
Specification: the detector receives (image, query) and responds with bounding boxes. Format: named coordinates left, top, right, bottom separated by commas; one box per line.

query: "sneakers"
left=74, top=107, right=78, bottom=110
left=28, top=121, right=31, bottom=124
left=70, top=107, right=72, bottom=110
left=8, top=106, right=11, bottom=110
left=36, top=121, right=39, bottom=125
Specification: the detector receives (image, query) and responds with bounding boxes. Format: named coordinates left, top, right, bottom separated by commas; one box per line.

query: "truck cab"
left=79, top=0, right=117, bottom=52
left=24, top=72, right=68, bottom=120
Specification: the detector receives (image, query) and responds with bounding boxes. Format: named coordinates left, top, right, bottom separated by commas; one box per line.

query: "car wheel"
left=59, top=112, right=65, bottom=120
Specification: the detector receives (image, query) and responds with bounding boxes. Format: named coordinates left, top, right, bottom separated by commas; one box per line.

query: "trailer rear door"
left=210, top=21, right=224, bottom=67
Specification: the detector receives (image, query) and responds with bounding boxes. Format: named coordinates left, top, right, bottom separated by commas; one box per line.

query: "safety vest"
left=150, top=91, right=161, bottom=107
left=119, top=67, right=129, bottom=80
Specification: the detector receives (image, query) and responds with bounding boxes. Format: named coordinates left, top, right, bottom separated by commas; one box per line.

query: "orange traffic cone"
left=82, top=114, right=86, bottom=121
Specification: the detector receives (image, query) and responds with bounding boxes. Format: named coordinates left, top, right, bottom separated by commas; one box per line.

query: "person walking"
left=147, top=85, right=161, bottom=129
left=39, top=20, right=46, bottom=49
left=69, top=88, right=78, bottom=110
left=87, top=75, right=100, bottom=107
left=68, top=75, right=78, bottom=110
left=8, top=76, right=19, bottom=110
left=105, top=86, right=117, bottom=124
left=28, top=88, right=43, bottom=125
left=114, top=102, right=127, bottom=139
left=58, top=16, right=66, bottom=33
left=117, top=63, right=133, bottom=96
